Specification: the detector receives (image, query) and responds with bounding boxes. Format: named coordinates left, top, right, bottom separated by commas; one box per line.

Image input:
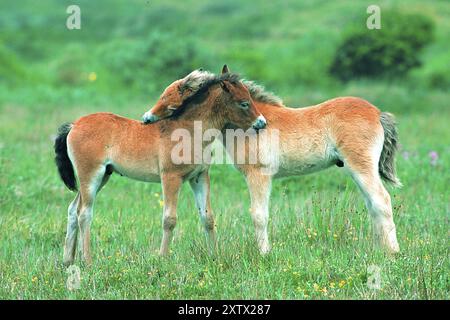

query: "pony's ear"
left=221, top=64, right=230, bottom=74
left=220, top=80, right=232, bottom=93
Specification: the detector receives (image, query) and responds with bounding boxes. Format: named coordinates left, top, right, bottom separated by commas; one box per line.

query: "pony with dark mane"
left=144, top=65, right=402, bottom=254
left=54, top=71, right=266, bottom=265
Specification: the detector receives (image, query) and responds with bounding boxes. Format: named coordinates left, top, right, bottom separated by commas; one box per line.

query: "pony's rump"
left=54, top=122, right=77, bottom=191
left=379, top=112, right=402, bottom=188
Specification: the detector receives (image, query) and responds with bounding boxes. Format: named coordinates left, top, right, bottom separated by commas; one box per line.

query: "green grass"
left=0, top=102, right=448, bottom=299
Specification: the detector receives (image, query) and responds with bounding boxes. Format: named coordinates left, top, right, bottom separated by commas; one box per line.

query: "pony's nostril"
left=142, top=112, right=159, bottom=124
left=252, top=115, right=267, bottom=130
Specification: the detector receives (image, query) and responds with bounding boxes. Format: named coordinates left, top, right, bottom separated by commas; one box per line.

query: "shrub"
left=329, top=11, right=434, bottom=81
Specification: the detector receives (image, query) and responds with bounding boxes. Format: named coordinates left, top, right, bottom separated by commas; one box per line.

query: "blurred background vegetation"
left=0, top=0, right=448, bottom=112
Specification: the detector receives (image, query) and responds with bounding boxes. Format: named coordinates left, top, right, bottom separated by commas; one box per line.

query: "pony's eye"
left=239, top=101, right=250, bottom=109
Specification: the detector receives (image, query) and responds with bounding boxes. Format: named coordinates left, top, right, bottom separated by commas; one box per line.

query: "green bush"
left=329, top=11, right=434, bottom=81
left=427, top=71, right=450, bottom=90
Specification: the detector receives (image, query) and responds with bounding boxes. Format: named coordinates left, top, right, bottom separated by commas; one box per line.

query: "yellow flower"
left=330, top=282, right=335, bottom=289
left=313, top=283, right=320, bottom=291
left=159, top=199, right=164, bottom=207
left=338, top=280, right=346, bottom=288
left=154, top=193, right=160, bottom=198
left=88, top=72, right=97, bottom=82
left=320, top=287, right=328, bottom=294
left=32, top=276, right=38, bottom=283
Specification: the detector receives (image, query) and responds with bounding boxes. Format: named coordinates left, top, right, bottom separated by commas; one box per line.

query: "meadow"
left=0, top=0, right=448, bottom=299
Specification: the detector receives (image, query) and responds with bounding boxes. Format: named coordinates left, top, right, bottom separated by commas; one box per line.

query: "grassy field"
left=0, top=0, right=449, bottom=299
left=0, top=103, right=448, bottom=299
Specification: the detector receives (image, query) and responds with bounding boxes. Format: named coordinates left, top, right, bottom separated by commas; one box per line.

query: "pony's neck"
left=254, top=100, right=289, bottom=118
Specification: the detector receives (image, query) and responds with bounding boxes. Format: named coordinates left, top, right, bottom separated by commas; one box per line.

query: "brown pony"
left=54, top=70, right=266, bottom=265
left=143, top=65, right=402, bottom=254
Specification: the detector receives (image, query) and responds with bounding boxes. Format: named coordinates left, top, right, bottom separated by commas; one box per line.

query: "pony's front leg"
left=189, top=170, right=217, bottom=253
left=246, top=171, right=272, bottom=254
left=159, top=173, right=183, bottom=256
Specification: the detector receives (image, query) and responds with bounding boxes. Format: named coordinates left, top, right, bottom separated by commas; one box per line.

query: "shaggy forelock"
left=179, top=69, right=240, bottom=97
left=178, top=69, right=283, bottom=106
left=180, top=69, right=216, bottom=94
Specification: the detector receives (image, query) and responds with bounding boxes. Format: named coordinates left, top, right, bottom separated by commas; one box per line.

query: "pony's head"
left=142, top=65, right=266, bottom=130
left=142, top=69, right=207, bottom=123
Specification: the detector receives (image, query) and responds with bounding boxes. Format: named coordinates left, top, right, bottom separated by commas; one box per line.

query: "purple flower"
left=402, top=151, right=410, bottom=160
left=429, top=151, right=438, bottom=166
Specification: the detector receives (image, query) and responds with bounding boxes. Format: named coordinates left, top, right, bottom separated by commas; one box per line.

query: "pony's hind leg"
left=63, top=192, right=80, bottom=266
left=350, top=170, right=400, bottom=253
left=341, top=136, right=400, bottom=254
left=189, top=170, right=217, bottom=253
left=77, top=164, right=108, bottom=264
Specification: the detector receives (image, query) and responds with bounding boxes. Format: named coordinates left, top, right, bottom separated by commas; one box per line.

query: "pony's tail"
left=54, top=122, right=77, bottom=191
left=379, top=112, right=402, bottom=188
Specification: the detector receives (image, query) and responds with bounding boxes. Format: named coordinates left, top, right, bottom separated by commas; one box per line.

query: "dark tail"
left=379, top=112, right=402, bottom=188
left=54, top=122, right=77, bottom=191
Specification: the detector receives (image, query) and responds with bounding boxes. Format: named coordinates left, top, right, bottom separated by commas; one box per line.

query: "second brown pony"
left=144, top=66, right=402, bottom=254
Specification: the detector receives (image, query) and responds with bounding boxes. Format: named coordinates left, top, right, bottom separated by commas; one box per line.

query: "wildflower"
left=159, top=199, right=164, bottom=207
left=154, top=192, right=160, bottom=198
left=330, top=282, right=335, bottom=289
left=88, top=72, right=97, bottom=82
left=320, top=287, right=328, bottom=294
left=338, top=280, right=346, bottom=288
left=32, top=276, right=38, bottom=283
left=428, top=151, right=438, bottom=166
left=402, top=151, right=410, bottom=160
left=313, top=283, right=320, bottom=291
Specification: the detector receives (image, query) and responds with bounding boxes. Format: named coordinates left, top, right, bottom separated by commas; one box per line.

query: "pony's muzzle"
left=142, top=112, right=159, bottom=124
left=252, top=115, right=267, bottom=130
